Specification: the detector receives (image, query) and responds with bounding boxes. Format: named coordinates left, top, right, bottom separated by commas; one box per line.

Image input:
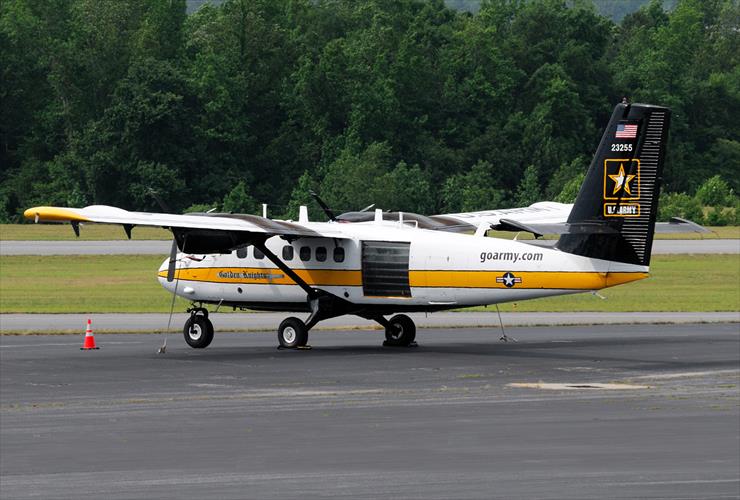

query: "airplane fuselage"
left=158, top=219, right=647, bottom=313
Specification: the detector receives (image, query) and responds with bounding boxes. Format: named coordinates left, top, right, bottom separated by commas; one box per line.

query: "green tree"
left=222, top=181, right=257, bottom=214
left=441, top=161, right=506, bottom=212
left=695, top=175, right=735, bottom=207
left=554, top=172, right=585, bottom=203
left=546, top=157, right=588, bottom=200
left=657, top=192, right=704, bottom=222
left=515, top=164, right=541, bottom=206
left=319, top=142, right=396, bottom=212
left=371, top=162, right=434, bottom=214
left=283, top=170, right=320, bottom=220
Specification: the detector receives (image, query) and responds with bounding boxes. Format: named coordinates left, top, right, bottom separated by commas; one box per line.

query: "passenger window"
left=316, top=246, right=327, bottom=262
left=282, top=246, right=294, bottom=261
left=300, top=246, right=311, bottom=261
left=254, top=247, right=265, bottom=260
left=333, top=247, right=345, bottom=263
left=236, top=246, right=248, bottom=259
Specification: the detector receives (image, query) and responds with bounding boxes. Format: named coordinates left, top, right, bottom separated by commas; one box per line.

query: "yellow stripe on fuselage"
left=158, top=267, right=648, bottom=290
left=414, top=270, right=647, bottom=289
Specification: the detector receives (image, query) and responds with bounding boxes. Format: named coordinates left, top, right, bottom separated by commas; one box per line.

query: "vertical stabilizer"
left=556, top=103, right=671, bottom=266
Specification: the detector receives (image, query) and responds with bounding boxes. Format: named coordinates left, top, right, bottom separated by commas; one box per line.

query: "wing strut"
left=252, top=239, right=357, bottom=329
left=252, top=239, right=318, bottom=298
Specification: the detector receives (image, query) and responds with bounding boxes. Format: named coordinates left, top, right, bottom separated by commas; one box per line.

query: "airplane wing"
left=438, top=202, right=573, bottom=229
left=436, top=202, right=708, bottom=237
left=335, top=201, right=573, bottom=233
left=23, top=205, right=346, bottom=253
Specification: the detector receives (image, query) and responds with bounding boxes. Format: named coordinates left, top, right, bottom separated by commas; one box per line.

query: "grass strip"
left=1, top=254, right=738, bottom=314
left=0, top=224, right=170, bottom=240
left=0, top=255, right=188, bottom=313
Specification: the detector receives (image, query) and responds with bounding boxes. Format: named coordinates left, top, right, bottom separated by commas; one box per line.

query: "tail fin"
left=556, top=102, right=671, bottom=266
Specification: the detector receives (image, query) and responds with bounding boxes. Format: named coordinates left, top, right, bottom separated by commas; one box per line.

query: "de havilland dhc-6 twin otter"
left=25, top=102, right=706, bottom=350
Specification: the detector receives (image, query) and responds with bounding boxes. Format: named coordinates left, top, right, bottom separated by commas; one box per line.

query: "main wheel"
left=183, top=315, right=214, bottom=349
left=278, top=317, right=308, bottom=348
left=384, top=314, right=416, bottom=347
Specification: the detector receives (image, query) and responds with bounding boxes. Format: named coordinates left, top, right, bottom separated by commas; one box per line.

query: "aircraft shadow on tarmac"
left=158, top=332, right=739, bottom=373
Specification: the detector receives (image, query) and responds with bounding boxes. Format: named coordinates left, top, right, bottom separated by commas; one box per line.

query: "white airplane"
left=25, top=102, right=702, bottom=349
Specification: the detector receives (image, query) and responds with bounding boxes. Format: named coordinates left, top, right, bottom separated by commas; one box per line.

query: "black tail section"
left=556, top=103, right=671, bottom=266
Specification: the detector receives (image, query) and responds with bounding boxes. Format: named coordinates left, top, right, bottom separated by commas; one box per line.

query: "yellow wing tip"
left=23, top=206, right=90, bottom=223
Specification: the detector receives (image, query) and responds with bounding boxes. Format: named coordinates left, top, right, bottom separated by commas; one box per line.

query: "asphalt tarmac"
left=1, top=323, right=738, bottom=499
left=1, top=311, right=738, bottom=333
left=2, top=238, right=738, bottom=255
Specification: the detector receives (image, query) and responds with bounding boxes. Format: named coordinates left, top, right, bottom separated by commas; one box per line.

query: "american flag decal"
left=615, top=122, right=638, bottom=139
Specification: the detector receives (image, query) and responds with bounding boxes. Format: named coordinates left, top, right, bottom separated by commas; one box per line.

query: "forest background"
left=1, top=0, right=738, bottom=224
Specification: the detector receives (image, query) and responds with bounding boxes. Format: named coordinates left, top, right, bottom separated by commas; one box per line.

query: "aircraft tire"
left=278, top=317, right=308, bottom=348
left=183, top=315, right=214, bottom=349
left=384, top=314, right=416, bottom=347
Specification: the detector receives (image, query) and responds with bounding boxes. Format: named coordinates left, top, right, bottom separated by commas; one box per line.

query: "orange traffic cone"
left=80, top=319, right=99, bottom=350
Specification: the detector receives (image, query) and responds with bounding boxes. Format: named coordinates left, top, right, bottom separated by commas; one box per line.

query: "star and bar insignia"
left=496, top=272, right=522, bottom=288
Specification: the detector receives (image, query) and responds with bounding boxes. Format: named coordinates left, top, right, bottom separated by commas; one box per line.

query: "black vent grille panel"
left=361, top=241, right=411, bottom=297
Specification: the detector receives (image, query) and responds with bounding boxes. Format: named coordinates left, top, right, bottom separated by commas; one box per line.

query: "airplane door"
left=361, top=241, right=411, bottom=297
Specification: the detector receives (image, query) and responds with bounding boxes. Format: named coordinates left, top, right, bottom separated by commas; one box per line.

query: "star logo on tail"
left=608, top=163, right=636, bottom=196
left=603, top=159, right=640, bottom=201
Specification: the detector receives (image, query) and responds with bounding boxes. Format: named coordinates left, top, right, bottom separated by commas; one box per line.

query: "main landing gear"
left=381, top=314, right=417, bottom=347
left=183, top=308, right=213, bottom=349
left=275, top=313, right=417, bottom=349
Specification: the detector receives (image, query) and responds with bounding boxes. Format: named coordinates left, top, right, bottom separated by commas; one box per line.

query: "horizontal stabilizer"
left=656, top=217, right=711, bottom=233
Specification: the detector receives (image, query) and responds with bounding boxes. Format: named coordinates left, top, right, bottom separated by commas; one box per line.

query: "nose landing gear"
left=277, top=317, right=309, bottom=348
left=183, top=308, right=214, bottom=348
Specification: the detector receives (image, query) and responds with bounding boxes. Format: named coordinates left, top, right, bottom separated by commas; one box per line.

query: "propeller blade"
left=309, top=190, right=336, bottom=222
left=166, top=239, right=178, bottom=282
left=359, top=203, right=375, bottom=212
left=147, top=188, right=171, bottom=212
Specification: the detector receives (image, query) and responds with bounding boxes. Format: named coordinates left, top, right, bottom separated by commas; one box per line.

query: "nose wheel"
left=278, top=317, right=309, bottom=348
left=183, top=311, right=214, bottom=348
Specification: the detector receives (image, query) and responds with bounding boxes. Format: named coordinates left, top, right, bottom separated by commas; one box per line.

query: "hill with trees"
left=1, top=0, right=737, bottom=223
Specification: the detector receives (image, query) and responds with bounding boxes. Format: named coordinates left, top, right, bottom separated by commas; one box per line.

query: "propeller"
left=161, top=234, right=185, bottom=354
left=166, top=239, right=178, bottom=282
left=309, top=190, right=376, bottom=221
left=147, top=188, right=171, bottom=212
left=309, top=190, right=336, bottom=222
